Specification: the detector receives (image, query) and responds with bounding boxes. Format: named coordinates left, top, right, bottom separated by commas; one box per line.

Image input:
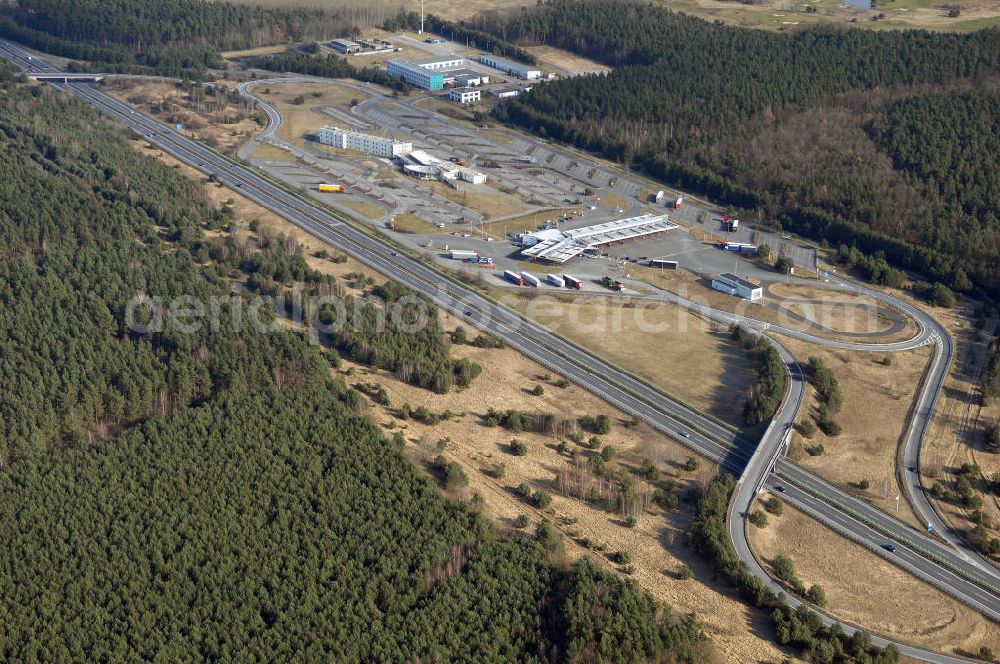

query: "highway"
left=2, top=39, right=996, bottom=662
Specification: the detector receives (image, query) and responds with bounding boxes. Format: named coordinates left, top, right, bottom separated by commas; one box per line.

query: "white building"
left=711, top=273, right=763, bottom=301
left=479, top=54, right=541, bottom=79
left=386, top=59, right=445, bottom=90
left=491, top=88, right=520, bottom=99
left=318, top=126, right=412, bottom=158
left=330, top=38, right=361, bottom=53
left=449, top=88, right=481, bottom=104
left=454, top=70, right=488, bottom=87
left=413, top=55, right=465, bottom=70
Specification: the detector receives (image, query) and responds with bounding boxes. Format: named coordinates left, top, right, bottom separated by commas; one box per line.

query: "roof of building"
left=451, top=68, right=484, bottom=79
left=479, top=54, right=540, bottom=72
left=406, top=149, right=441, bottom=166
left=331, top=38, right=361, bottom=48
left=387, top=59, right=444, bottom=76
left=716, top=272, right=762, bottom=291
left=413, top=55, right=464, bottom=66
left=521, top=214, right=678, bottom=263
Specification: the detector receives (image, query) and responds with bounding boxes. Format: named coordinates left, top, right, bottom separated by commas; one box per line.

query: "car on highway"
left=390, top=252, right=399, bottom=257
left=679, top=431, right=690, bottom=439
left=774, top=485, right=785, bottom=493
left=883, top=544, right=897, bottom=553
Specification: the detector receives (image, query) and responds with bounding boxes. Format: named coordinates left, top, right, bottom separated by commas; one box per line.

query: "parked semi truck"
left=521, top=271, right=541, bottom=287
left=546, top=274, right=565, bottom=288
left=563, top=275, right=583, bottom=289
left=601, top=276, right=624, bottom=291
left=450, top=250, right=479, bottom=260
left=318, top=183, right=344, bottom=192
left=504, top=270, right=525, bottom=286
left=673, top=197, right=683, bottom=209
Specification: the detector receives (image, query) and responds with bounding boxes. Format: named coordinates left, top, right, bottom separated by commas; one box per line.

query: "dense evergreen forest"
left=491, top=1, right=1000, bottom=296
left=0, top=77, right=706, bottom=661
left=0, top=0, right=359, bottom=74
left=0, top=387, right=706, bottom=661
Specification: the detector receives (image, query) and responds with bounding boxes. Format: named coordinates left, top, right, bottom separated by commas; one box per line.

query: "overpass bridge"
left=28, top=72, right=104, bottom=82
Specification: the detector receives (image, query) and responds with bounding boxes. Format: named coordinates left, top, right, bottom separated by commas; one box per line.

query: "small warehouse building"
left=453, top=70, right=488, bottom=87
left=330, top=39, right=361, bottom=54
left=479, top=54, right=541, bottom=79
left=449, top=88, right=481, bottom=104
left=712, top=273, right=763, bottom=301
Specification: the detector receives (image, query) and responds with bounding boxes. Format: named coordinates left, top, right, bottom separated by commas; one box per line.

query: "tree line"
left=488, top=0, right=1000, bottom=297
left=0, top=0, right=359, bottom=75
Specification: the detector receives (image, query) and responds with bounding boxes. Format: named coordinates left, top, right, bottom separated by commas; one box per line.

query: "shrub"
left=614, top=551, right=632, bottom=565
left=653, top=488, right=679, bottom=511
left=748, top=510, right=768, bottom=527
left=600, top=445, right=616, bottom=462
left=624, top=516, right=637, bottom=528
left=677, top=565, right=694, bottom=580
left=857, top=478, right=871, bottom=490
left=640, top=458, right=660, bottom=481
left=807, top=584, right=827, bottom=607
left=531, top=490, right=552, bottom=509
left=796, top=419, right=817, bottom=438
left=516, top=483, right=532, bottom=498
left=805, top=443, right=825, bottom=456
left=509, top=439, right=528, bottom=456
left=445, top=462, right=469, bottom=491
left=489, top=462, right=506, bottom=479
left=530, top=384, right=545, bottom=396
left=684, top=457, right=699, bottom=472
left=773, top=555, right=796, bottom=583
left=763, top=496, right=783, bottom=516
left=513, top=514, right=529, bottom=529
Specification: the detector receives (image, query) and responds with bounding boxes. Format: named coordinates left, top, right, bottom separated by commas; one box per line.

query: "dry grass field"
left=105, top=80, right=262, bottom=155
left=779, top=334, right=933, bottom=527
left=527, top=45, right=611, bottom=75
left=247, top=81, right=371, bottom=147
left=768, top=282, right=915, bottom=338
left=421, top=180, right=530, bottom=220
left=337, top=199, right=385, bottom=219
left=503, top=293, right=757, bottom=428
left=750, top=500, right=1000, bottom=656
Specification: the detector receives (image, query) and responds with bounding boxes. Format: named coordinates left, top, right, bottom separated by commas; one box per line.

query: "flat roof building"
left=330, top=38, right=361, bottom=53
left=452, top=69, right=488, bottom=87
left=712, top=273, right=763, bottom=301
left=413, top=55, right=465, bottom=70
left=318, top=126, right=412, bottom=158
left=449, top=88, right=481, bottom=104
left=479, top=54, right=541, bottom=79
left=386, top=59, right=445, bottom=90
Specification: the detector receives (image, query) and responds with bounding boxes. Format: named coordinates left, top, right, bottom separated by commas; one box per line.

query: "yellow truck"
left=318, top=183, right=344, bottom=193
